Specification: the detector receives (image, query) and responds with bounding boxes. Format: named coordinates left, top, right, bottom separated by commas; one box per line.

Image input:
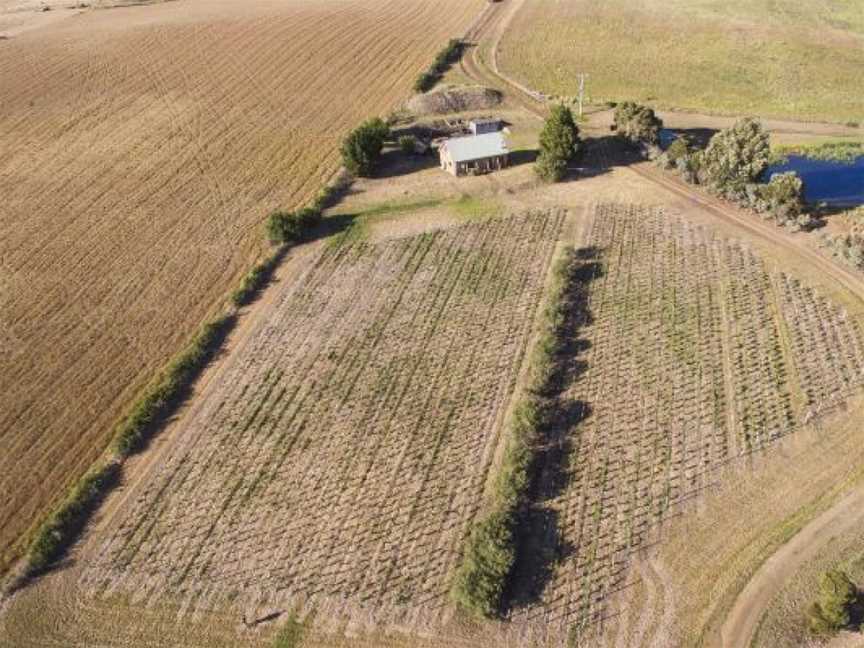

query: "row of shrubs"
left=451, top=248, right=577, bottom=617
left=20, top=171, right=353, bottom=581
left=612, top=103, right=815, bottom=230
left=414, top=38, right=464, bottom=93
left=114, top=314, right=235, bottom=456
left=24, top=311, right=236, bottom=578
left=27, top=462, right=121, bottom=575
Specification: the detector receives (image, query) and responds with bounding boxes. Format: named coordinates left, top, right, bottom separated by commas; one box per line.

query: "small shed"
left=469, top=118, right=501, bottom=135
left=439, top=131, right=509, bottom=176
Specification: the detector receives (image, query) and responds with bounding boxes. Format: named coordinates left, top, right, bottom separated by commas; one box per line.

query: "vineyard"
left=82, top=212, right=564, bottom=627
left=507, top=204, right=864, bottom=643
left=0, top=0, right=484, bottom=574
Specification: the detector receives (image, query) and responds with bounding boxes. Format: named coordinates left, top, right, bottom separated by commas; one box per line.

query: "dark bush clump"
left=266, top=205, right=323, bottom=246
left=614, top=101, right=663, bottom=150
left=748, top=171, right=807, bottom=224
left=807, top=569, right=859, bottom=636
left=341, top=117, right=390, bottom=177
left=698, top=117, right=770, bottom=197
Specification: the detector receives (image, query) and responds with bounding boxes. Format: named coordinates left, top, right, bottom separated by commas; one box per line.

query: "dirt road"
left=714, top=485, right=864, bottom=648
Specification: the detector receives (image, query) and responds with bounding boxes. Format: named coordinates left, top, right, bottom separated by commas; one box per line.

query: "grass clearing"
left=498, top=0, right=864, bottom=123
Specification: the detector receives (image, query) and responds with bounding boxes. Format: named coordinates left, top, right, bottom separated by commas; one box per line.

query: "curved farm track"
left=462, top=3, right=864, bottom=645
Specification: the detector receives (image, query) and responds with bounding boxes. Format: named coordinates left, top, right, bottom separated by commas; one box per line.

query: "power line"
left=576, top=73, right=589, bottom=119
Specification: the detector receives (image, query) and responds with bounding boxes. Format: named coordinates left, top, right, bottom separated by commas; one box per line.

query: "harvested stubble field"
left=507, top=204, right=864, bottom=644
left=0, top=0, right=484, bottom=574
left=70, top=213, right=564, bottom=635
left=497, top=0, right=864, bottom=123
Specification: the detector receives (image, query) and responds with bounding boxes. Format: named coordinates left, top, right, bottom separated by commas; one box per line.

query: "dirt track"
left=714, top=485, right=864, bottom=648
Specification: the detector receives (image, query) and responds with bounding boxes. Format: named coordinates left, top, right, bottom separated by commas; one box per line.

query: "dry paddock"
left=0, top=0, right=485, bottom=574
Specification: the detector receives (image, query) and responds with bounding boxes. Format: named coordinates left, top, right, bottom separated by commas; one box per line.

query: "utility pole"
left=576, top=73, right=589, bottom=120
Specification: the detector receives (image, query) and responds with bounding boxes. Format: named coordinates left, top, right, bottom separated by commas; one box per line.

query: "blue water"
left=659, top=129, right=677, bottom=149
left=764, top=155, right=864, bottom=206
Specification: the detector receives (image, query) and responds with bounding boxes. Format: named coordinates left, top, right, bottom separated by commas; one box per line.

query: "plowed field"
left=0, top=0, right=483, bottom=574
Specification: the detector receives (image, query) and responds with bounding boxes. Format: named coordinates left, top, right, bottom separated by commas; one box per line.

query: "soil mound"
left=406, top=84, right=502, bottom=115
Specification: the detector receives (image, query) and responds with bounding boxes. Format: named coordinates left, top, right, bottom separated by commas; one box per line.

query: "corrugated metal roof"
left=442, top=132, right=508, bottom=163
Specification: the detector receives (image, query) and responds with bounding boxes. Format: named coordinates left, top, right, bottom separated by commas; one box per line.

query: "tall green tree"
left=341, top=117, right=390, bottom=177
left=699, top=117, right=770, bottom=194
left=535, top=104, right=581, bottom=183
left=614, top=101, right=663, bottom=146
left=808, top=569, right=859, bottom=635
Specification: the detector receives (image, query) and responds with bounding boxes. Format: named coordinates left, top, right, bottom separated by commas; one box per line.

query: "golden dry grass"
left=0, top=0, right=483, bottom=575
left=497, top=0, right=864, bottom=124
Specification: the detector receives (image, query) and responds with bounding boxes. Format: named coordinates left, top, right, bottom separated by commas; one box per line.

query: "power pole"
left=576, top=73, right=589, bottom=119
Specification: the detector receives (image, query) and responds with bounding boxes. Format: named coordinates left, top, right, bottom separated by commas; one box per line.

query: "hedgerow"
left=231, top=255, right=280, bottom=307
left=114, top=314, right=235, bottom=457
left=451, top=247, right=576, bottom=617
left=413, top=38, right=463, bottom=93
left=27, top=461, right=121, bottom=575
left=19, top=170, right=353, bottom=585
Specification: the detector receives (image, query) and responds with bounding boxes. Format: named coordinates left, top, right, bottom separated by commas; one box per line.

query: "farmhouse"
left=439, top=131, right=509, bottom=176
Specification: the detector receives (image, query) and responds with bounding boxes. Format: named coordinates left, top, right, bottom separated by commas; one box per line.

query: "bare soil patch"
left=406, top=85, right=502, bottom=116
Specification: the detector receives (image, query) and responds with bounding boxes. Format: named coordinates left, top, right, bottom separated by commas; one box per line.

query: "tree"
left=266, top=210, right=299, bottom=244
left=341, top=117, right=390, bottom=177
left=413, top=71, right=437, bottom=93
left=614, top=101, right=663, bottom=147
left=700, top=117, right=770, bottom=195
left=807, top=569, right=858, bottom=636
left=535, top=104, right=581, bottom=183
left=751, top=171, right=807, bottom=224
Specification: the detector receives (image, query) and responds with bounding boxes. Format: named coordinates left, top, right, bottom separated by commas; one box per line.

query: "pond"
left=764, top=155, right=864, bottom=207
left=659, top=129, right=677, bottom=149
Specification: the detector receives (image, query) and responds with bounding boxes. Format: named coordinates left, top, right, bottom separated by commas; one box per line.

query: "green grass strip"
left=771, top=141, right=864, bottom=164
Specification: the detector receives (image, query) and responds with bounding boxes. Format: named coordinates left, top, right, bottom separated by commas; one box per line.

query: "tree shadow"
left=242, top=610, right=285, bottom=628
left=504, top=247, right=604, bottom=612
left=666, top=127, right=717, bottom=149
left=510, top=149, right=539, bottom=167
left=373, top=148, right=440, bottom=178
